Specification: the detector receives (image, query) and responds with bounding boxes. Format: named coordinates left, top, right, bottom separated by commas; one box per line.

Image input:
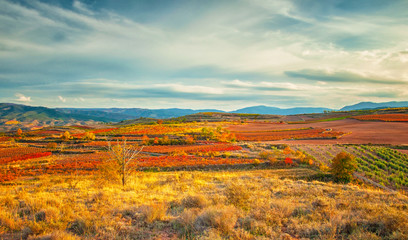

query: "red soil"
left=228, top=119, right=408, bottom=145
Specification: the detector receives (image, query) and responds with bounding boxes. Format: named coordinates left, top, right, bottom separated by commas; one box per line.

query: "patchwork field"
left=1, top=112, right=408, bottom=239
left=229, top=119, right=408, bottom=144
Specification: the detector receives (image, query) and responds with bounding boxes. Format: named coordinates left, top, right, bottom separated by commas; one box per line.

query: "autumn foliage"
left=234, top=128, right=344, bottom=141
left=353, top=114, right=408, bottom=122
left=284, top=157, right=293, bottom=165
left=331, top=151, right=357, bottom=183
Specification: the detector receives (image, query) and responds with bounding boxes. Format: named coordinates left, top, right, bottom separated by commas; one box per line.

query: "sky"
left=0, top=0, right=407, bottom=110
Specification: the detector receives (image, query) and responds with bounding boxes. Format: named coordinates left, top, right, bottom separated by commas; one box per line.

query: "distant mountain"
left=2, top=101, right=408, bottom=130
left=59, top=108, right=224, bottom=120
left=0, top=103, right=67, bottom=122
left=0, top=103, right=107, bottom=130
left=341, top=101, right=408, bottom=111
left=232, top=105, right=332, bottom=115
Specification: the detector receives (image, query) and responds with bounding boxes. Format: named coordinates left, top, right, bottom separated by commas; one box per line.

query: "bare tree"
left=107, top=139, right=144, bottom=186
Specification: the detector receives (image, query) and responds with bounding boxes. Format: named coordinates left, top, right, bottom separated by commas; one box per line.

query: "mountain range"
left=1, top=101, right=408, bottom=127
left=340, top=101, right=408, bottom=111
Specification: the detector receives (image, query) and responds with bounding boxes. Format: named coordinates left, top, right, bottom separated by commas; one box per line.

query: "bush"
left=66, top=219, right=87, bottom=236
left=331, top=152, right=357, bottom=183
left=174, top=208, right=200, bottom=238
left=141, top=203, right=168, bottom=223
left=259, top=151, right=270, bottom=160
left=253, top=158, right=261, bottom=166
left=60, top=131, right=72, bottom=141
left=182, top=195, right=208, bottom=209
left=83, top=132, right=95, bottom=141
left=195, top=205, right=237, bottom=234
left=284, top=157, right=293, bottom=165
left=226, top=183, right=250, bottom=209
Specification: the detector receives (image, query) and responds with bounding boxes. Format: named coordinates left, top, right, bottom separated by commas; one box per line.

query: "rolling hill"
left=341, top=101, right=408, bottom=111
left=1, top=101, right=408, bottom=130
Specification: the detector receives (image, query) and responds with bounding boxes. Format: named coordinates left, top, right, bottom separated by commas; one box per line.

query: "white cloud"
left=15, top=93, right=31, bottom=103
left=154, top=83, right=224, bottom=95
left=58, top=96, right=66, bottom=103
left=72, top=0, right=93, bottom=15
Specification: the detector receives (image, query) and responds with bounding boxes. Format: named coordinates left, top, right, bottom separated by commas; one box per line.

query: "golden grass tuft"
left=195, top=204, right=238, bottom=234
left=140, top=202, right=168, bottom=223
left=181, top=194, right=209, bottom=209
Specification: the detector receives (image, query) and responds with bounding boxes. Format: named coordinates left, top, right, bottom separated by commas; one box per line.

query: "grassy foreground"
left=1, top=169, right=407, bottom=240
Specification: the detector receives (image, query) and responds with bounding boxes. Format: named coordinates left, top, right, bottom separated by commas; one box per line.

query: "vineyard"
left=142, top=143, right=242, bottom=154
left=0, top=121, right=249, bottom=183
left=0, top=147, right=52, bottom=164
left=291, top=144, right=408, bottom=190
left=0, top=119, right=407, bottom=195
left=233, top=128, right=345, bottom=141
left=352, top=114, right=408, bottom=122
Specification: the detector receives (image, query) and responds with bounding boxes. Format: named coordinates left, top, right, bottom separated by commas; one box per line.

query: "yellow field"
left=1, top=168, right=407, bottom=239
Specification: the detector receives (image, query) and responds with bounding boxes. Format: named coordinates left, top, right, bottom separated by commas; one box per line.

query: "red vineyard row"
left=0, top=153, right=254, bottom=182
left=233, top=128, right=344, bottom=141
left=142, top=144, right=242, bottom=153
left=353, top=114, right=408, bottom=122
left=0, top=147, right=52, bottom=164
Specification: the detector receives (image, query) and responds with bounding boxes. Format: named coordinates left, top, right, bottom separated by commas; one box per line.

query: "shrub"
left=142, top=135, right=150, bottom=145
left=331, top=152, right=357, bottom=183
left=226, top=183, right=250, bottom=209
left=195, top=205, right=237, bottom=234
left=47, top=142, right=58, bottom=149
left=259, top=151, right=270, bottom=160
left=83, top=132, right=95, bottom=141
left=284, top=157, right=293, bottom=165
left=319, top=163, right=330, bottom=172
left=37, top=231, right=81, bottom=240
left=283, top=146, right=293, bottom=155
left=174, top=208, right=200, bottom=238
left=185, top=135, right=195, bottom=144
left=66, top=219, right=87, bottom=236
left=253, top=158, right=261, bottom=166
left=269, top=157, right=277, bottom=164
left=16, top=128, right=23, bottom=136
left=141, top=203, right=168, bottom=223
left=60, top=131, right=72, bottom=141
left=34, top=210, right=46, bottom=222
left=182, top=195, right=208, bottom=209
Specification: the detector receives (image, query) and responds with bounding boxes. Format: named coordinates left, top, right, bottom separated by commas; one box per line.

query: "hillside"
left=231, top=105, right=331, bottom=115
left=0, top=103, right=105, bottom=131
left=341, top=101, right=408, bottom=111
left=59, top=107, right=224, bottom=120
left=1, top=102, right=408, bottom=131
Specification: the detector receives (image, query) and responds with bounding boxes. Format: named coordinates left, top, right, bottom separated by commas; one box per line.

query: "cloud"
left=285, top=69, right=407, bottom=85
left=358, top=90, right=404, bottom=98
left=15, top=93, right=31, bottom=103
left=1, top=0, right=408, bottom=109
left=223, top=79, right=299, bottom=91
left=58, top=96, right=66, bottom=102
left=72, top=0, right=93, bottom=15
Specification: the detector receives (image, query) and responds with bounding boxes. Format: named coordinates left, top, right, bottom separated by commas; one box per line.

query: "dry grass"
left=0, top=168, right=407, bottom=239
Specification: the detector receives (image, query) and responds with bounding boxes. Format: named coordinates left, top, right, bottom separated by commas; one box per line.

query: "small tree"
left=331, top=152, right=357, bottom=183
left=107, top=139, right=143, bottom=186
left=142, top=135, right=150, bottom=145
left=184, top=135, right=195, bottom=144
left=16, top=128, right=23, bottom=137
left=61, top=131, right=72, bottom=141
left=83, top=132, right=95, bottom=141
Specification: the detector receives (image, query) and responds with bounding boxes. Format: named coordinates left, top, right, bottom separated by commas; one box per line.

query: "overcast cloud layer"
left=0, top=0, right=407, bottom=110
